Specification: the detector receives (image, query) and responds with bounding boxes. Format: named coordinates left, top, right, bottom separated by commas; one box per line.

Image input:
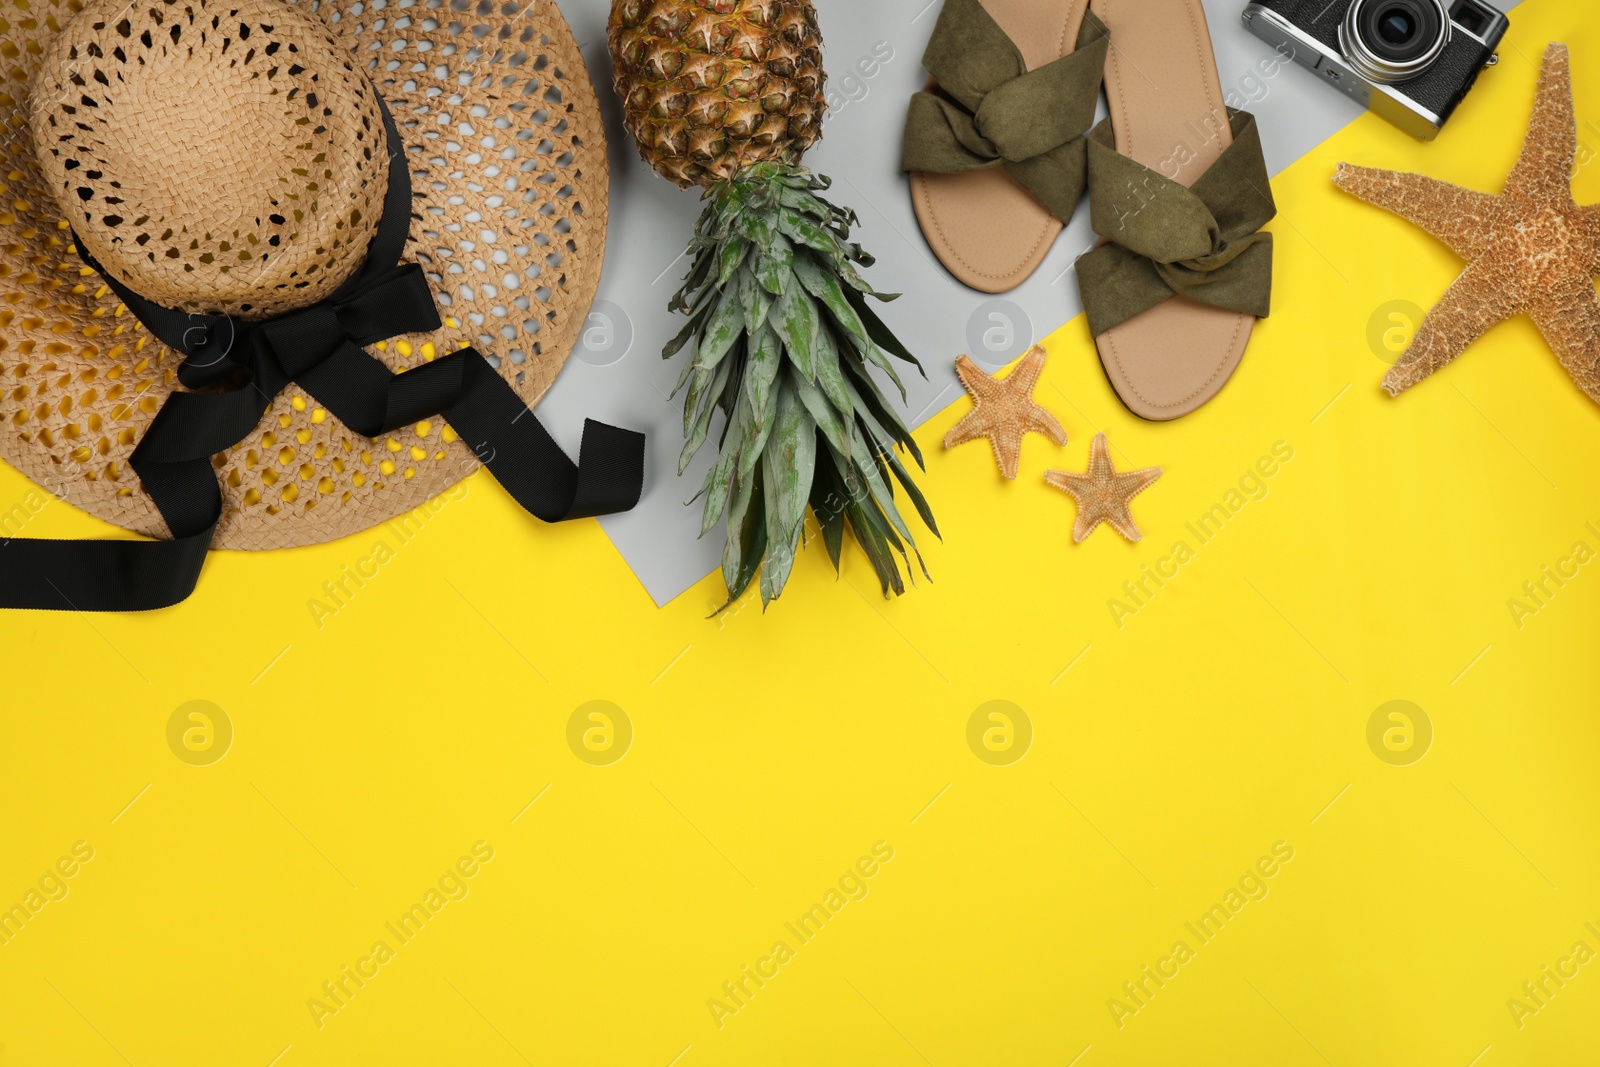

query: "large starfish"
left=1045, top=433, right=1162, bottom=543
left=943, top=345, right=1067, bottom=479
left=1333, top=43, right=1600, bottom=404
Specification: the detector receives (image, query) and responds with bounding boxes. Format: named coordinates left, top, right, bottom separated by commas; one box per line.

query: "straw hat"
left=0, top=0, right=612, bottom=552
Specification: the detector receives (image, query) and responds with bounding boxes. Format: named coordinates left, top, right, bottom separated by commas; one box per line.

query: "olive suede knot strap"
left=900, top=0, right=1109, bottom=224
left=1076, top=108, right=1277, bottom=338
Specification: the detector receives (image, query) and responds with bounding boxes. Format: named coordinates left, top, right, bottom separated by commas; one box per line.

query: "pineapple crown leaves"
left=662, top=162, right=939, bottom=610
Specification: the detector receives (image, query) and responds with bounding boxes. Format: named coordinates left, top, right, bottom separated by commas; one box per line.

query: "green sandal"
left=1073, top=0, right=1276, bottom=421
left=902, top=0, right=1108, bottom=293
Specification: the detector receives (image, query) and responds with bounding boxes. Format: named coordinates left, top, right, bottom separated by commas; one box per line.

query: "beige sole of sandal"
left=1090, top=0, right=1254, bottom=421
left=910, top=0, right=1092, bottom=294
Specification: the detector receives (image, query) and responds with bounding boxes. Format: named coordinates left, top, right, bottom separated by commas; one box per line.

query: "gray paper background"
left=535, top=0, right=1513, bottom=605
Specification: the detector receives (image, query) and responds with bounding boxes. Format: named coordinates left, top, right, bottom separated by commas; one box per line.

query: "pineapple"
left=608, top=0, right=938, bottom=608
left=608, top=0, right=826, bottom=188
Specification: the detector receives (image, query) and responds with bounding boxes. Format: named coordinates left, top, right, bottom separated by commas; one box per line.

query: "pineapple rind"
left=608, top=0, right=826, bottom=189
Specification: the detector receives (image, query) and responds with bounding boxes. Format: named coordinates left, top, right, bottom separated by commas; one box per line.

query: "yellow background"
left=3, top=1, right=1599, bottom=1063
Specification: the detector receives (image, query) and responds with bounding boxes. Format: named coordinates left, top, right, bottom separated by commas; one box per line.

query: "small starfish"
left=1045, top=433, right=1161, bottom=543
left=1333, top=43, right=1600, bottom=404
left=943, top=346, right=1067, bottom=479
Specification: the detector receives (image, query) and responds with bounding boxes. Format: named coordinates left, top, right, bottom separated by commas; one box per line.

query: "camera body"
left=1242, top=0, right=1507, bottom=139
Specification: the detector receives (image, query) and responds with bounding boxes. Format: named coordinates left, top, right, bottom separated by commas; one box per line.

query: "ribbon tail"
left=0, top=350, right=286, bottom=611
left=441, top=356, right=645, bottom=522
left=291, top=340, right=645, bottom=523
left=0, top=522, right=215, bottom=612
left=567, top=421, right=648, bottom=520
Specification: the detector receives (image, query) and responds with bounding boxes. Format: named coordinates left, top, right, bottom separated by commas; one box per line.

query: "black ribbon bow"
left=0, top=93, right=644, bottom=612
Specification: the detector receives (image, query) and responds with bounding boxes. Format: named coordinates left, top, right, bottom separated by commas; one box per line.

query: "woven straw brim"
left=0, top=0, right=609, bottom=550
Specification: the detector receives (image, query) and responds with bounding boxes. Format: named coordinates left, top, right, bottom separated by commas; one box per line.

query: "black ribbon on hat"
left=0, top=94, right=644, bottom=611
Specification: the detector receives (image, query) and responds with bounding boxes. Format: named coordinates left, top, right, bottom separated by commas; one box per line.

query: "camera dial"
left=1339, top=0, right=1450, bottom=83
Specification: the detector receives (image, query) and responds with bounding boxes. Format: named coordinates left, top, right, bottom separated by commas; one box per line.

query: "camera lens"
left=1364, top=1, right=1437, bottom=60
left=1340, top=0, right=1449, bottom=84
left=1378, top=10, right=1415, bottom=44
